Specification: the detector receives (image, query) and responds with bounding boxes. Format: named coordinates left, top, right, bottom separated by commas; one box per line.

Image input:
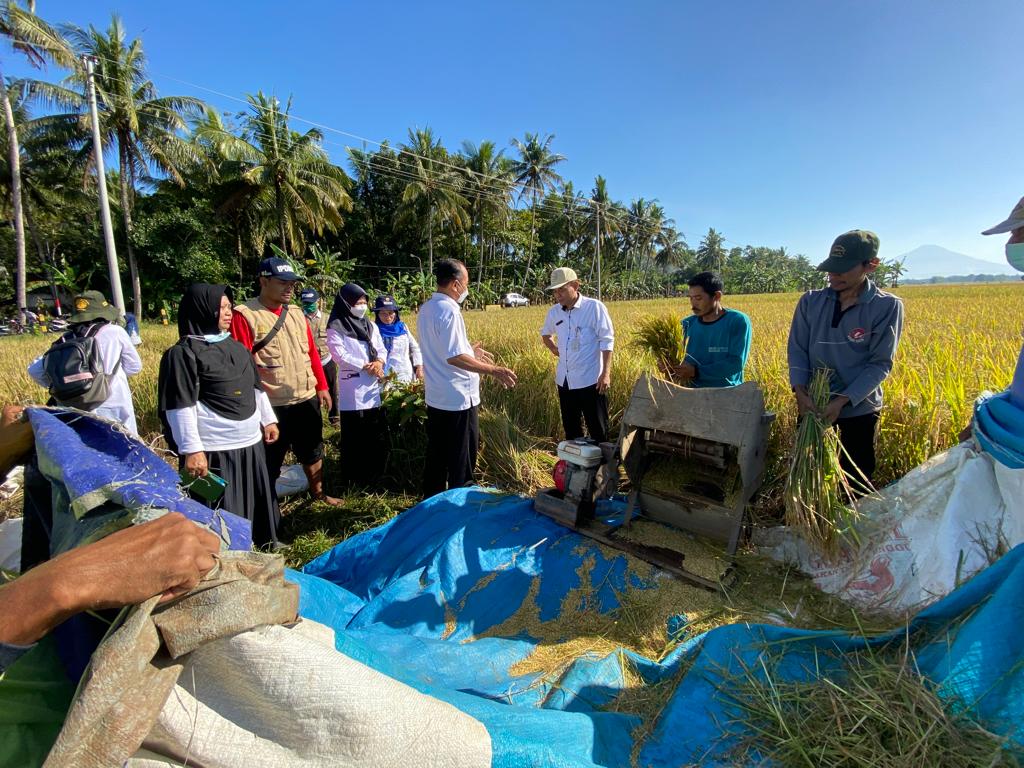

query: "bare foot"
left=314, top=493, right=344, bottom=507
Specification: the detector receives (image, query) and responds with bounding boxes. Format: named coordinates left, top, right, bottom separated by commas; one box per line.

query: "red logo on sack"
left=848, top=327, right=867, bottom=343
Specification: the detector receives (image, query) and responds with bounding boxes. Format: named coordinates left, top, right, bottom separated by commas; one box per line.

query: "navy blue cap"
left=257, top=256, right=301, bottom=282
left=373, top=295, right=401, bottom=312
left=299, top=287, right=319, bottom=303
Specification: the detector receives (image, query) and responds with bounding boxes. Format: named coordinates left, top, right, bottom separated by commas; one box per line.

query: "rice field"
left=468, top=282, right=1024, bottom=503
left=2, top=282, right=1021, bottom=511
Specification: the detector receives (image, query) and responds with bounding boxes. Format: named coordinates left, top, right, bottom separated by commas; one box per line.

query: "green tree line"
left=0, top=5, right=906, bottom=318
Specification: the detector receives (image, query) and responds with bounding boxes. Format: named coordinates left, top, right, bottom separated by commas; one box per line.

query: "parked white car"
left=501, top=292, right=530, bottom=308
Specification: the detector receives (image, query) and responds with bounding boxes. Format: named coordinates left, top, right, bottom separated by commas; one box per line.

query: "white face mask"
left=349, top=304, right=368, bottom=319
left=457, top=288, right=469, bottom=304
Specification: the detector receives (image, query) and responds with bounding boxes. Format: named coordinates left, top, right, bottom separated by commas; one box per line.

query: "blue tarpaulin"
left=975, top=389, right=1024, bottom=469
left=19, top=409, right=1023, bottom=765
left=27, top=407, right=251, bottom=552
left=293, top=488, right=1024, bottom=767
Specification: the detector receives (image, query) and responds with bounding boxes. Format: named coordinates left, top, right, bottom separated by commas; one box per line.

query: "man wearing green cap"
left=27, top=290, right=143, bottom=434
left=787, top=230, right=904, bottom=487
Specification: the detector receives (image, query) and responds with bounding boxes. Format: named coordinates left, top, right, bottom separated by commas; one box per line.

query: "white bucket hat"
left=547, top=267, right=578, bottom=290
left=982, top=196, right=1024, bottom=235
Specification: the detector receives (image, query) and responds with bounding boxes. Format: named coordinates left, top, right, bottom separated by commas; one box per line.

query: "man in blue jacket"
left=787, top=230, right=904, bottom=487
left=671, top=271, right=752, bottom=388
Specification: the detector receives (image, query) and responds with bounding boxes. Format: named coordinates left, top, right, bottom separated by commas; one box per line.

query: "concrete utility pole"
left=83, top=55, right=125, bottom=315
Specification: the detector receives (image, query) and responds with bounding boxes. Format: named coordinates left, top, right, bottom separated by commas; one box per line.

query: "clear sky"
left=7, top=0, right=1023, bottom=264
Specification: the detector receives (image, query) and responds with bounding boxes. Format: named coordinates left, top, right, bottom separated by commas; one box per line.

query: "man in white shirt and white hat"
left=418, top=259, right=517, bottom=498
left=540, top=267, right=615, bottom=443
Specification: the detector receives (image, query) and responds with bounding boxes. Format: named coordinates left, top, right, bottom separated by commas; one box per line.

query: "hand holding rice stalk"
left=632, top=315, right=690, bottom=384
left=784, top=368, right=863, bottom=558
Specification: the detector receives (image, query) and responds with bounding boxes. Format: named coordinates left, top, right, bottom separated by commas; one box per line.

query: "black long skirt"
left=187, top=440, right=281, bottom=549
left=338, top=407, right=389, bottom=488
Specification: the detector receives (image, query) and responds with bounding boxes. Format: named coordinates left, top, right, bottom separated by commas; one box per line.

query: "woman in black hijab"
left=158, top=284, right=282, bottom=548
left=325, top=282, right=389, bottom=488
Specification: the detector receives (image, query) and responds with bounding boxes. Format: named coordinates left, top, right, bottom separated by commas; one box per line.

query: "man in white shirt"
left=28, top=291, right=143, bottom=435
left=540, top=267, right=614, bottom=443
left=417, top=259, right=517, bottom=498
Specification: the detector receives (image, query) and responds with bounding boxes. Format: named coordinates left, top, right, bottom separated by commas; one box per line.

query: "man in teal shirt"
left=672, top=272, right=752, bottom=387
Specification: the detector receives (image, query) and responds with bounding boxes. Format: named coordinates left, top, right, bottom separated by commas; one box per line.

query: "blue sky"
left=7, top=0, right=1023, bottom=265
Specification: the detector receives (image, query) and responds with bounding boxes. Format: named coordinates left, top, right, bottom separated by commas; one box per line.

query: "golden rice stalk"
left=783, top=368, right=860, bottom=559
left=631, top=315, right=689, bottom=384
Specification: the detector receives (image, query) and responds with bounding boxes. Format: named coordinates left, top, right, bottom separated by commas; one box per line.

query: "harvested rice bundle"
left=784, top=368, right=860, bottom=558
left=726, top=646, right=1017, bottom=767
left=632, top=315, right=689, bottom=384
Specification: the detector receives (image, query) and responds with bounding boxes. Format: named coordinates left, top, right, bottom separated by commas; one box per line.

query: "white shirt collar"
left=561, top=293, right=584, bottom=312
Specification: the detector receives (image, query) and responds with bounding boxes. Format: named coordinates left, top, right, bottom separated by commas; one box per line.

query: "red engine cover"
left=552, top=459, right=568, bottom=493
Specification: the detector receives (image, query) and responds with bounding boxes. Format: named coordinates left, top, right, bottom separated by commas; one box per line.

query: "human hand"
left=958, top=423, right=973, bottom=443
left=184, top=451, right=209, bottom=478
left=823, top=396, right=849, bottom=424
left=317, top=389, right=332, bottom=411
left=473, top=343, right=494, bottom=365
left=365, top=360, right=385, bottom=379
left=414, top=365, right=424, bottom=381
left=0, top=513, right=224, bottom=646
left=1, top=404, right=26, bottom=427
left=793, top=386, right=815, bottom=417
left=0, top=404, right=33, bottom=476
left=677, top=362, right=696, bottom=380
left=263, top=423, right=279, bottom=444
left=597, top=371, right=611, bottom=394
left=63, top=513, right=222, bottom=607
left=491, top=366, right=517, bottom=389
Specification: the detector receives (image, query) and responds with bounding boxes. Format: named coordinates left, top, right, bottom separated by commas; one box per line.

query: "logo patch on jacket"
left=848, top=327, right=867, bottom=343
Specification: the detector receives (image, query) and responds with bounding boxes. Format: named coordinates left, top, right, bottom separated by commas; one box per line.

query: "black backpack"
left=41, top=322, right=121, bottom=410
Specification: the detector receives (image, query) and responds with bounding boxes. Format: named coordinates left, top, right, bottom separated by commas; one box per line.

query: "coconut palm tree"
left=555, top=181, right=587, bottom=267
left=0, top=87, right=88, bottom=313
left=398, top=128, right=468, bottom=273
left=197, top=92, right=352, bottom=261
left=26, top=14, right=206, bottom=318
left=696, top=227, right=727, bottom=274
left=655, top=225, right=689, bottom=271
left=0, top=1, right=75, bottom=321
left=510, top=132, right=564, bottom=291
left=460, top=139, right=510, bottom=285
left=585, top=175, right=623, bottom=280
left=624, top=198, right=668, bottom=271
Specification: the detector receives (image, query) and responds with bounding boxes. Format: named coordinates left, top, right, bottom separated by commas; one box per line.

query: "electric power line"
left=11, top=43, right=683, bottom=234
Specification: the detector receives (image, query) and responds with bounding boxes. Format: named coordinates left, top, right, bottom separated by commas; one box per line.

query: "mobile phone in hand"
left=180, top=468, right=227, bottom=503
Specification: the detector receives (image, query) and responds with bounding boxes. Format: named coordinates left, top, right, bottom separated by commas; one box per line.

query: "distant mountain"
left=892, top=244, right=1016, bottom=281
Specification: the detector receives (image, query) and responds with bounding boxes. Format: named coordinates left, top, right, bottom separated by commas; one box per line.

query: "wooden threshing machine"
left=534, top=374, right=775, bottom=589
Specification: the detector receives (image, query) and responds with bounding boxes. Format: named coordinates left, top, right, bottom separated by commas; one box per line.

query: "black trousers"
left=323, top=360, right=339, bottom=422
left=836, top=411, right=880, bottom=488
left=265, top=396, right=325, bottom=485
left=423, top=405, right=479, bottom=498
left=338, top=406, right=388, bottom=488
left=557, top=382, right=609, bottom=443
